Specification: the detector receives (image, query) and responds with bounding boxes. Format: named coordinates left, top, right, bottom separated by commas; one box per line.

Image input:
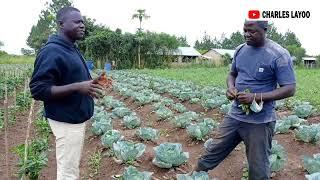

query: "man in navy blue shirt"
left=29, top=7, right=102, bottom=180
left=193, top=20, right=296, bottom=179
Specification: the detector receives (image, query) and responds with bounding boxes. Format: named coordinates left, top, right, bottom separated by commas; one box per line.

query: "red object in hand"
left=97, top=72, right=113, bottom=88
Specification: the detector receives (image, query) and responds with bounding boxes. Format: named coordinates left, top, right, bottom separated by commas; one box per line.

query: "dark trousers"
left=197, top=117, right=276, bottom=180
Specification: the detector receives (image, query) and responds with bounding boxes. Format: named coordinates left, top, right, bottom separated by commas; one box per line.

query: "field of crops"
left=0, top=65, right=319, bottom=180
left=139, top=67, right=320, bottom=110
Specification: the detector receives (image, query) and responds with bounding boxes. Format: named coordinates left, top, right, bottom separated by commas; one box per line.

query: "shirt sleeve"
left=274, top=52, right=296, bottom=86
left=29, top=48, right=62, bottom=101
left=230, top=58, right=237, bottom=76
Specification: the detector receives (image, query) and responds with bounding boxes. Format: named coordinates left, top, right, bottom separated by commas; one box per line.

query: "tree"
left=286, top=44, right=306, bottom=65
left=222, top=53, right=232, bottom=65
left=27, top=0, right=72, bottom=52
left=177, top=36, right=189, bottom=47
left=220, top=31, right=244, bottom=49
left=283, top=30, right=301, bottom=47
left=266, top=23, right=285, bottom=47
left=132, top=9, right=150, bottom=69
left=0, top=41, right=7, bottom=56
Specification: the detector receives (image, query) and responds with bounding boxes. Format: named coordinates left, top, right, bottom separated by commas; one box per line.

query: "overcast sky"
left=0, top=0, right=319, bottom=55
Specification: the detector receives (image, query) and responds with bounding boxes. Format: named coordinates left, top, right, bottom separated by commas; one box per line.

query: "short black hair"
left=56, top=7, right=80, bottom=24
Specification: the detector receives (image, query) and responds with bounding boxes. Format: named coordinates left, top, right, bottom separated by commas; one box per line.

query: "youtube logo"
left=248, top=10, right=260, bottom=19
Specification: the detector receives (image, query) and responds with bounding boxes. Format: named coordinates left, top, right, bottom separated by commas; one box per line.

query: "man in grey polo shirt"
left=193, top=20, right=296, bottom=179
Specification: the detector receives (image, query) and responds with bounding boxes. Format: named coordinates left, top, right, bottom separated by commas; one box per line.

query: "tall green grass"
left=0, top=55, right=35, bottom=64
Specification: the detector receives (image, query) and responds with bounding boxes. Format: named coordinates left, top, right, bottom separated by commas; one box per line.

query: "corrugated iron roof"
left=212, top=48, right=236, bottom=57
left=302, top=57, right=316, bottom=61
left=174, top=47, right=201, bottom=56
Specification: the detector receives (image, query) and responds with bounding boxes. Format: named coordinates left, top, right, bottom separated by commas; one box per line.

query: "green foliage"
left=275, top=115, right=306, bottom=134
left=152, top=143, right=189, bottom=168
left=123, top=113, right=141, bottom=129
left=88, top=150, right=102, bottom=178
left=220, top=31, right=245, bottom=49
left=113, top=140, right=146, bottom=163
left=186, top=119, right=217, bottom=141
left=16, top=91, right=32, bottom=111
left=34, top=116, right=51, bottom=139
left=305, top=172, right=320, bottom=180
left=139, top=67, right=320, bottom=109
left=173, top=112, right=198, bottom=128
left=136, top=127, right=159, bottom=141
left=303, top=154, right=320, bottom=174
left=101, top=130, right=122, bottom=148
left=220, top=103, right=232, bottom=114
left=201, top=95, right=228, bottom=110
left=294, top=101, right=316, bottom=118
left=295, top=124, right=320, bottom=144
left=91, top=112, right=113, bottom=135
left=112, top=107, right=132, bottom=118
left=176, top=171, right=210, bottom=180
left=12, top=138, right=49, bottom=180
left=269, top=140, right=287, bottom=172
left=286, top=44, right=306, bottom=65
left=172, top=103, right=187, bottom=113
left=27, top=0, right=72, bottom=51
left=177, top=36, right=189, bottom=47
left=0, top=55, right=35, bottom=64
left=121, top=166, right=153, bottom=180
left=194, top=32, right=221, bottom=51
left=222, top=53, right=232, bottom=66
left=155, top=106, right=173, bottom=120
left=238, top=89, right=250, bottom=115
left=0, top=50, right=8, bottom=56
left=0, top=107, right=17, bottom=129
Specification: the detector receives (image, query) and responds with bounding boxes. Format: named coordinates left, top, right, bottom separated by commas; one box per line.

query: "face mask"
left=250, top=93, right=264, bottom=113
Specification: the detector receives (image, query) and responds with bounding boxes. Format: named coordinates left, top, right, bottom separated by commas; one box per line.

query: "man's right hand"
left=226, top=87, right=238, bottom=100
left=75, top=80, right=103, bottom=98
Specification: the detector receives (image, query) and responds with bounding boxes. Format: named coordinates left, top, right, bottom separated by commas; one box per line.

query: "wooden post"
left=13, top=87, right=17, bottom=108
left=24, top=78, right=28, bottom=97
left=4, top=84, right=10, bottom=180
left=22, top=99, right=35, bottom=180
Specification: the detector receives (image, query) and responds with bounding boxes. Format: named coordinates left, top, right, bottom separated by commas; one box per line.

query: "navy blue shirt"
left=228, top=39, right=296, bottom=123
left=29, top=35, right=94, bottom=124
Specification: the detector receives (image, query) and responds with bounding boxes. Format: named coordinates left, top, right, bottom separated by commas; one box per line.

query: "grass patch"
left=0, top=55, right=35, bottom=64
left=138, top=66, right=320, bottom=109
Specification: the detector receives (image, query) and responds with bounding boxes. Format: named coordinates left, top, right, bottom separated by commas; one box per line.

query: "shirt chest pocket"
left=255, top=63, right=274, bottom=80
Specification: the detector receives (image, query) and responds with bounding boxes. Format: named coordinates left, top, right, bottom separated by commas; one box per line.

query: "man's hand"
left=237, top=92, right=255, bottom=104
left=75, top=80, right=103, bottom=98
left=226, top=87, right=238, bottom=100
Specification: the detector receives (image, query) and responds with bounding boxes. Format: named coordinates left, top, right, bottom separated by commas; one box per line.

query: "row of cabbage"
left=91, top=70, right=319, bottom=179
left=111, top=71, right=317, bottom=118
left=111, top=71, right=232, bottom=113
left=91, top=96, right=212, bottom=179
left=109, top=74, right=221, bottom=141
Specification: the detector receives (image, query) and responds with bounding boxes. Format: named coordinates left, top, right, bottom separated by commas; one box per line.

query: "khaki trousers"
left=48, top=119, right=86, bottom=180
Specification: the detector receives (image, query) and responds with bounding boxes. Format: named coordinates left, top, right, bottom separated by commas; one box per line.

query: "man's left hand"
left=237, top=92, right=254, bottom=104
